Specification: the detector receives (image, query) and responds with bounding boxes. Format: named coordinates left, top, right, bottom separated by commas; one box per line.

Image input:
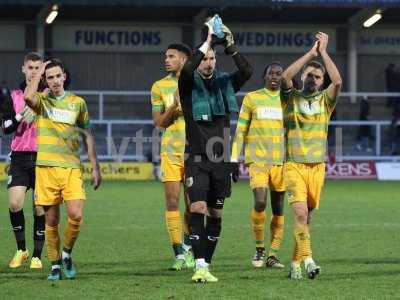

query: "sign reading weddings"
left=195, top=26, right=336, bottom=53
left=52, top=25, right=182, bottom=52
left=230, top=27, right=336, bottom=53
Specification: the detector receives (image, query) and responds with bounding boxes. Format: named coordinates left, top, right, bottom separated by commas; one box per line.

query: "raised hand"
left=38, top=61, right=51, bottom=77
left=316, top=32, right=329, bottom=54
left=222, top=24, right=234, bottom=48
left=309, top=41, right=319, bottom=58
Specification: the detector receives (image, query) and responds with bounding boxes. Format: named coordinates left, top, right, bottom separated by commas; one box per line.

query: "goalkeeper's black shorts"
left=184, top=154, right=231, bottom=209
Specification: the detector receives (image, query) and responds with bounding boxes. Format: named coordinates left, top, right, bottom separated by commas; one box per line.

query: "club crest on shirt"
left=287, top=191, right=294, bottom=200
left=185, top=176, right=194, bottom=188
left=298, top=100, right=322, bottom=116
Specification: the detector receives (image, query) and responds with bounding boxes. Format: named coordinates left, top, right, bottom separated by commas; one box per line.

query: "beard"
left=200, top=68, right=213, bottom=78
left=304, top=78, right=317, bottom=93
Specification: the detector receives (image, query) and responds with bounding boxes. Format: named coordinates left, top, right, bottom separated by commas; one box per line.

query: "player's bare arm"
left=316, top=32, right=342, bottom=99
left=81, top=128, right=102, bottom=190
left=24, top=61, right=50, bottom=108
left=281, top=42, right=319, bottom=90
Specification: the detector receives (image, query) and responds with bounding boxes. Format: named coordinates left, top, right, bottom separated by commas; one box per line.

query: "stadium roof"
left=1, top=0, right=400, bottom=7
left=0, top=0, right=399, bottom=24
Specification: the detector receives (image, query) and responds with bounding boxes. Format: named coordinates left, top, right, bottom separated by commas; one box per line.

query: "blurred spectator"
left=356, top=98, right=373, bottom=153
left=0, top=80, right=10, bottom=103
left=389, top=105, right=400, bottom=155
left=0, top=80, right=12, bottom=121
left=385, top=63, right=400, bottom=107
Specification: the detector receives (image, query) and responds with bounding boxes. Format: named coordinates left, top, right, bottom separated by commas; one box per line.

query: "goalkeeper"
left=178, top=16, right=253, bottom=283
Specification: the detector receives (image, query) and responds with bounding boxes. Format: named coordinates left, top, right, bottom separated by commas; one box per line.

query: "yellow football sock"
left=292, top=242, right=302, bottom=264
left=251, top=209, right=266, bottom=248
left=165, top=211, right=182, bottom=245
left=63, top=217, right=82, bottom=252
left=268, top=215, right=284, bottom=257
left=45, top=224, right=60, bottom=262
left=294, top=225, right=312, bottom=262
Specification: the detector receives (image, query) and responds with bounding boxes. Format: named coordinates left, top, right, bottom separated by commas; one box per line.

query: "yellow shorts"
left=248, top=163, right=285, bottom=191
left=284, top=162, right=325, bottom=209
left=160, top=154, right=184, bottom=183
left=35, top=166, right=86, bottom=206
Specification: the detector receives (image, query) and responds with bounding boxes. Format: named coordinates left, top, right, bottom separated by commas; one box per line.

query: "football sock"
left=183, top=209, right=191, bottom=248
left=189, top=213, right=206, bottom=260
left=45, top=224, right=60, bottom=262
left=292, top=241, right=302, bottom=264
left=33, top=214, right=45, bottom=258
left=269, top=215, right=284, bottom=257
left=251, top=209, right=266, bottom=249
left=304, top=257, right=316, bottom=267
left=204, top=216, right=222, bottom=264
left=63, top=217, right=81, bottom=253
left=9, top=209, right=26, bottom=251
left=172, top=244, right=184, bottom=257
left=51, top=261, right=61, bottom=269
left=294, top=224, right=312, bottom=262
left=62, top=248, right=71, bottom=260
left=183, top=236, right=191, bottom=251
left=195, top=258, right=208, bottom=269
left=165, top=211, right=182, bottom=248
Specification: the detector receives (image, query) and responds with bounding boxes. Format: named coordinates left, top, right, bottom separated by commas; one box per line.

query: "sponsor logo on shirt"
left=257, top=107, right=283, bottom=120
left=46, top=107, right=77, bottom=124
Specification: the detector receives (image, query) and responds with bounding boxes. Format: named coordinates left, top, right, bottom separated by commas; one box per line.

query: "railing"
left=72, top=90, right=400, bottom=120
left=0, top=91, right=399, bottom=161
left=1, top=119, right=398, bottom=161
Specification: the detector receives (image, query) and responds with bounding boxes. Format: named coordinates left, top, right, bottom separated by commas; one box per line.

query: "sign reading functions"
left=52, top=25, right=182, bottom=52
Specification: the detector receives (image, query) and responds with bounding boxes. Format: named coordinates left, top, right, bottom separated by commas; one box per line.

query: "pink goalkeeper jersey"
left=10, top=90, right=37, bottom=152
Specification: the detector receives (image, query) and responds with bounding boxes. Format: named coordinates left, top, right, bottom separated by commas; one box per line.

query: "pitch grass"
left=0, top=180, right=399, bottom=299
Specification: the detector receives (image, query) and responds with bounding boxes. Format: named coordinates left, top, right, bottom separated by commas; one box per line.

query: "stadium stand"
left=0, top=0, right=399, bottom=161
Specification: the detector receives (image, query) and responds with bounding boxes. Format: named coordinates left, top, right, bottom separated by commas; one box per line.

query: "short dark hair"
left=262, top=61, right=283, bottom=78
left=303, top=60, right=326, bottom=75
left=167, top=43, right=192, bottom=59
left=45, top=58, right=65, bottom=73
left=24, top=52, right=43, bottom=63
